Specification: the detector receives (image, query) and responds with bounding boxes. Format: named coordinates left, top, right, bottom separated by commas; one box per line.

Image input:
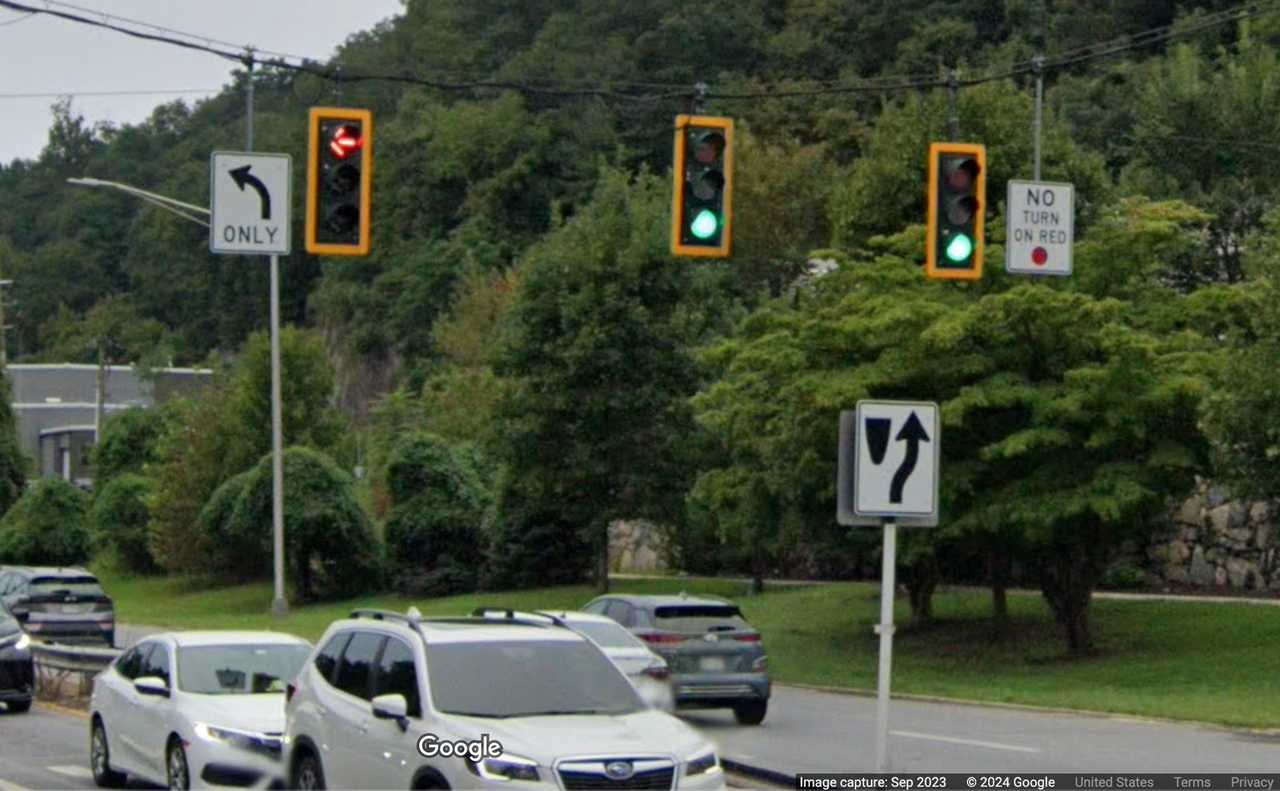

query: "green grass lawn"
left=94, top=569, right=1280, bottom=729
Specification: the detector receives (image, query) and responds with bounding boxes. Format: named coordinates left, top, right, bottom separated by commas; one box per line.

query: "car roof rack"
left=470, top=607, right=568, bottom=628
left=349, top=609, right=422, bottom=627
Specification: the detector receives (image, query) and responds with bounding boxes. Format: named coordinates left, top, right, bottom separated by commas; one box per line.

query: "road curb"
left=776, top=682, right=1280, bottom=735
left=722, top=758, right=797, bottom=788
left=36, top=700, right=90, bottom=719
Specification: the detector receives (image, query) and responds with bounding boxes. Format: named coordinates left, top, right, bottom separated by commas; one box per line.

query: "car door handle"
left=317, top=705, right=328, bottom=718
left=357, top=719, right=369, bottom=734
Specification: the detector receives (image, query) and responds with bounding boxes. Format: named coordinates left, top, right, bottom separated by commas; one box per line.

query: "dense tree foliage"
left=0, top=478, right=91, bottom=566
left=8, top=0, right=1280, bottom=655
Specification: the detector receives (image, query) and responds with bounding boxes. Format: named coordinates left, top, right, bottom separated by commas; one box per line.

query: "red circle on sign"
left=1031, top=247, right=1048, bottom=266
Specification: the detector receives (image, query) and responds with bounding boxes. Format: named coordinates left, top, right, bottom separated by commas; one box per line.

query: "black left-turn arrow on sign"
left=229, top=165, right=271, bottom=220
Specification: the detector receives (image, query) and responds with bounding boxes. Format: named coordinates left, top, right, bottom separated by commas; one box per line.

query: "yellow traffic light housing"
left=306, top=107, right=372, bottom=256
left=926, top=142, right=985, bottom=280
left=671, top=115, right=733, bottom=258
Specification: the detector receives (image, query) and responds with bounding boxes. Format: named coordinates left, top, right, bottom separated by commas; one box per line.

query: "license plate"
left=699, top=656, right=726, bottom=672
left=62, top=604, right=87, bottom=614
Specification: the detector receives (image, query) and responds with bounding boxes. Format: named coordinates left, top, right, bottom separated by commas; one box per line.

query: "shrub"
left=195, top=470, right=257, bottom=580
left=89, top=473, right=157, bottom=573
left=481, top=470, right=592, bottom=591
left=383, top=433, right=490, bottom=595
left=225, top=447, right=380, bottom=602
left=92, top=407, right=169, bottom=488
left=0, top=478, right=91, bottom=565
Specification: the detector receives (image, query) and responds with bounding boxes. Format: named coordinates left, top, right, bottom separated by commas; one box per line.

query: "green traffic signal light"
left=690, top=209, right=719, bottom=240
left=945, top=233, right=973, bottom=262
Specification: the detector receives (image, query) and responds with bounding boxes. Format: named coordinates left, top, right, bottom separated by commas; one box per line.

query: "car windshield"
left=428, top=639, right=643, bottom=718
left=570, top=620, right=646, bottom=649
left=177, top=644, right=310, bottom=695
left=29, top=576, right=106, bottom=598
left=655, top=604, right=752, bottom=633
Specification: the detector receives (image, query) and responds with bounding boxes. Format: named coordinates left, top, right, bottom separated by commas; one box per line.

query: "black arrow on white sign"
left=889, top=411, right=930, bottom=504
left=229, top=165, right=271, bottom=220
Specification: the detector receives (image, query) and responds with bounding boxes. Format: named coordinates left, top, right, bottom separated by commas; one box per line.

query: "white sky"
left=0, top=1, right=403, bottom=165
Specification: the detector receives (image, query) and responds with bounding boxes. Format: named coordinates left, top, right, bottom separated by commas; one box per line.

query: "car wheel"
left=90, top=718, right=127, bottom=788
left=6, top=698, right=31, bottom=713
left=166, top=739, right=191, bottom=790
left=413, top=771, right=451, bottom=790
left=293, top=750, right=327, bottom=790
left=733, top=700, right=767, bottom=725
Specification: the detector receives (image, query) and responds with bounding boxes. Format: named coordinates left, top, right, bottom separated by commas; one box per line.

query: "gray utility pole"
left=1033, top=55, right=1045, bottom=181
left=243, top=50, right=289, bottom=618
left=0, top=279, right=12, bottom=366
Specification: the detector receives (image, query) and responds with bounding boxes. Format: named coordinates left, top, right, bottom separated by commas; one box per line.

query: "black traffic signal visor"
left=692, top=168, right=725, bottom=201
left=946, top=195, right=979, bottom=225
left=943, top=156, right=980, bottom=191
left=693, top=131, right=726, bottom=164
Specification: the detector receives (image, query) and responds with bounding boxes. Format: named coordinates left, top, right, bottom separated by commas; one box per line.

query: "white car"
left=284, top=608, right=725, bottom=790
left=89, top=630, right=312, bottom=789
left=524, top=609, right=675, bottom=711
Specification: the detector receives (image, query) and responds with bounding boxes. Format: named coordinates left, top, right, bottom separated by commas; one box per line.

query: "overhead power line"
left=0, top=0, right=1275, bottom=105
left=0, top=89, right=219, bottom=100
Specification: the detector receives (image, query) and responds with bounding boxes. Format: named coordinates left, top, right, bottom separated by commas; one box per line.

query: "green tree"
left=232, top=328, right=344, bottom=456
left=0, top=373, right=27, bottom=516
left=92, top=407, right=169, bottom=488
left=0, top=478, right=91, bottom=565
left=89, top=473, right=157, bottom=574
left=494, top=167, right=700, bottom=592
left=694, top=201, right=1214, bottom=653
left=383, top=433, right=490, bottom=595
left=225, top=447, right=380, bottom=602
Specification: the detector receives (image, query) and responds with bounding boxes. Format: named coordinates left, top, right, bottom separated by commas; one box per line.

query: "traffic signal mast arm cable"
left=0, top=0, right=1275, bottom=106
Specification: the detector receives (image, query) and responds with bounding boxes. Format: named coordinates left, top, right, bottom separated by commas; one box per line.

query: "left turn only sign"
left=210, top=151, right=291, bottom=256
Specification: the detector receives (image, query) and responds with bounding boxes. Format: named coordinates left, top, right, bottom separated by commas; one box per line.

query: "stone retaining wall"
left=1146, top=480, right=1280, bottom=591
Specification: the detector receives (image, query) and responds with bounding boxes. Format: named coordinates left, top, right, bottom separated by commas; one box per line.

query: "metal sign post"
left=838, top=402, right=941, bottom=772
left=209, top=147, right=291, bottom=617
left=875, top=517, right=897, bottom=772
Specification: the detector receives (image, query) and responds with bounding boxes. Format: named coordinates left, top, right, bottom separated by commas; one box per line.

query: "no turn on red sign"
left=1006, top=180, right=1073, bottom=276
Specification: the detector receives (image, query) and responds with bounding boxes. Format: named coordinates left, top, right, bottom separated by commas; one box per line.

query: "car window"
left=654, top=604, right=751, bottom=632
left=333, top=632, right=383, bottom=700
left=373, top=637, right=421, bottom=718
left=178, top=644, right=311, bottom=695
left=314, top=633, right=350, bottom=684
left=28, top=575, right=106, bottom=599
left=604, top=600, right=636, bottom=627
left=570, top=620, right=647, bottom=650
left=140, top=642, right=171, bottom=686
left=117, top=643, right=153, bottom=681
left=581, top=600, right=609, bottom=615
left=427, top=639, right=642, bottom=718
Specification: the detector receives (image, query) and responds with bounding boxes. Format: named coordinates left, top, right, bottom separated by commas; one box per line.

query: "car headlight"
left=193, top=722, right=282, bottom=758
left=685, top=747, right=720, bottom=777
left=467, top=753, right=540, bottom=782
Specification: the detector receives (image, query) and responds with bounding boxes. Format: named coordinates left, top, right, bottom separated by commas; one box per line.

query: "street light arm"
left=66, top=177, right=211, bottom=224
left=127, top=190, right=210, bottom=228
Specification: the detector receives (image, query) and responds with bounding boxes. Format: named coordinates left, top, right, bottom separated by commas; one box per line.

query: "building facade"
left=7, top=364, right=212, bottom=487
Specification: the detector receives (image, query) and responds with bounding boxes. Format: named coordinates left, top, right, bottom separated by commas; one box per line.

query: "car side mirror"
left=134, top=676, right=169, bottom=698
left=371, top=693, right=409, bottom=731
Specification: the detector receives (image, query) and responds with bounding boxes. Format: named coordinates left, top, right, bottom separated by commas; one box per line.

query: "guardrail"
left=31, top=641, right=121, bottom=701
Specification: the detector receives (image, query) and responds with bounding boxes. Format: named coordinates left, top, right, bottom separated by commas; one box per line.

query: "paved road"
left=0, top=704, right=155, bottom=790
left=687, top=685, right=1280, bottom=775
left=7, top=684, right=1280, bottom=788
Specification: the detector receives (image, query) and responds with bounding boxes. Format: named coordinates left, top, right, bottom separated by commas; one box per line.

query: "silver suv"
left=283, top=609, right=725, bottom=789
left=583, top=594, right=770, bottom=725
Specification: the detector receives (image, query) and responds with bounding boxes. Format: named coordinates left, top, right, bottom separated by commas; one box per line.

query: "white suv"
left=283, top=609, right=725, bottom=790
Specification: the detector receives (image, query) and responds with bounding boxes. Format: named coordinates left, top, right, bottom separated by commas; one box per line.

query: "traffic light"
left=306, top=107, right=372, bottom=256
left=926, top=142, right=986, bottom=280
left=671, top=115, right=733, bottom=258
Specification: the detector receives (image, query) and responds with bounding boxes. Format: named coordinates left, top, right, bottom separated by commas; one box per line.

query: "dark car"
left=0, top=567, right=115, bottom=646
left=0, top=607, right=33, bottom=713
left=583, top=593, right=771, bottom=725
